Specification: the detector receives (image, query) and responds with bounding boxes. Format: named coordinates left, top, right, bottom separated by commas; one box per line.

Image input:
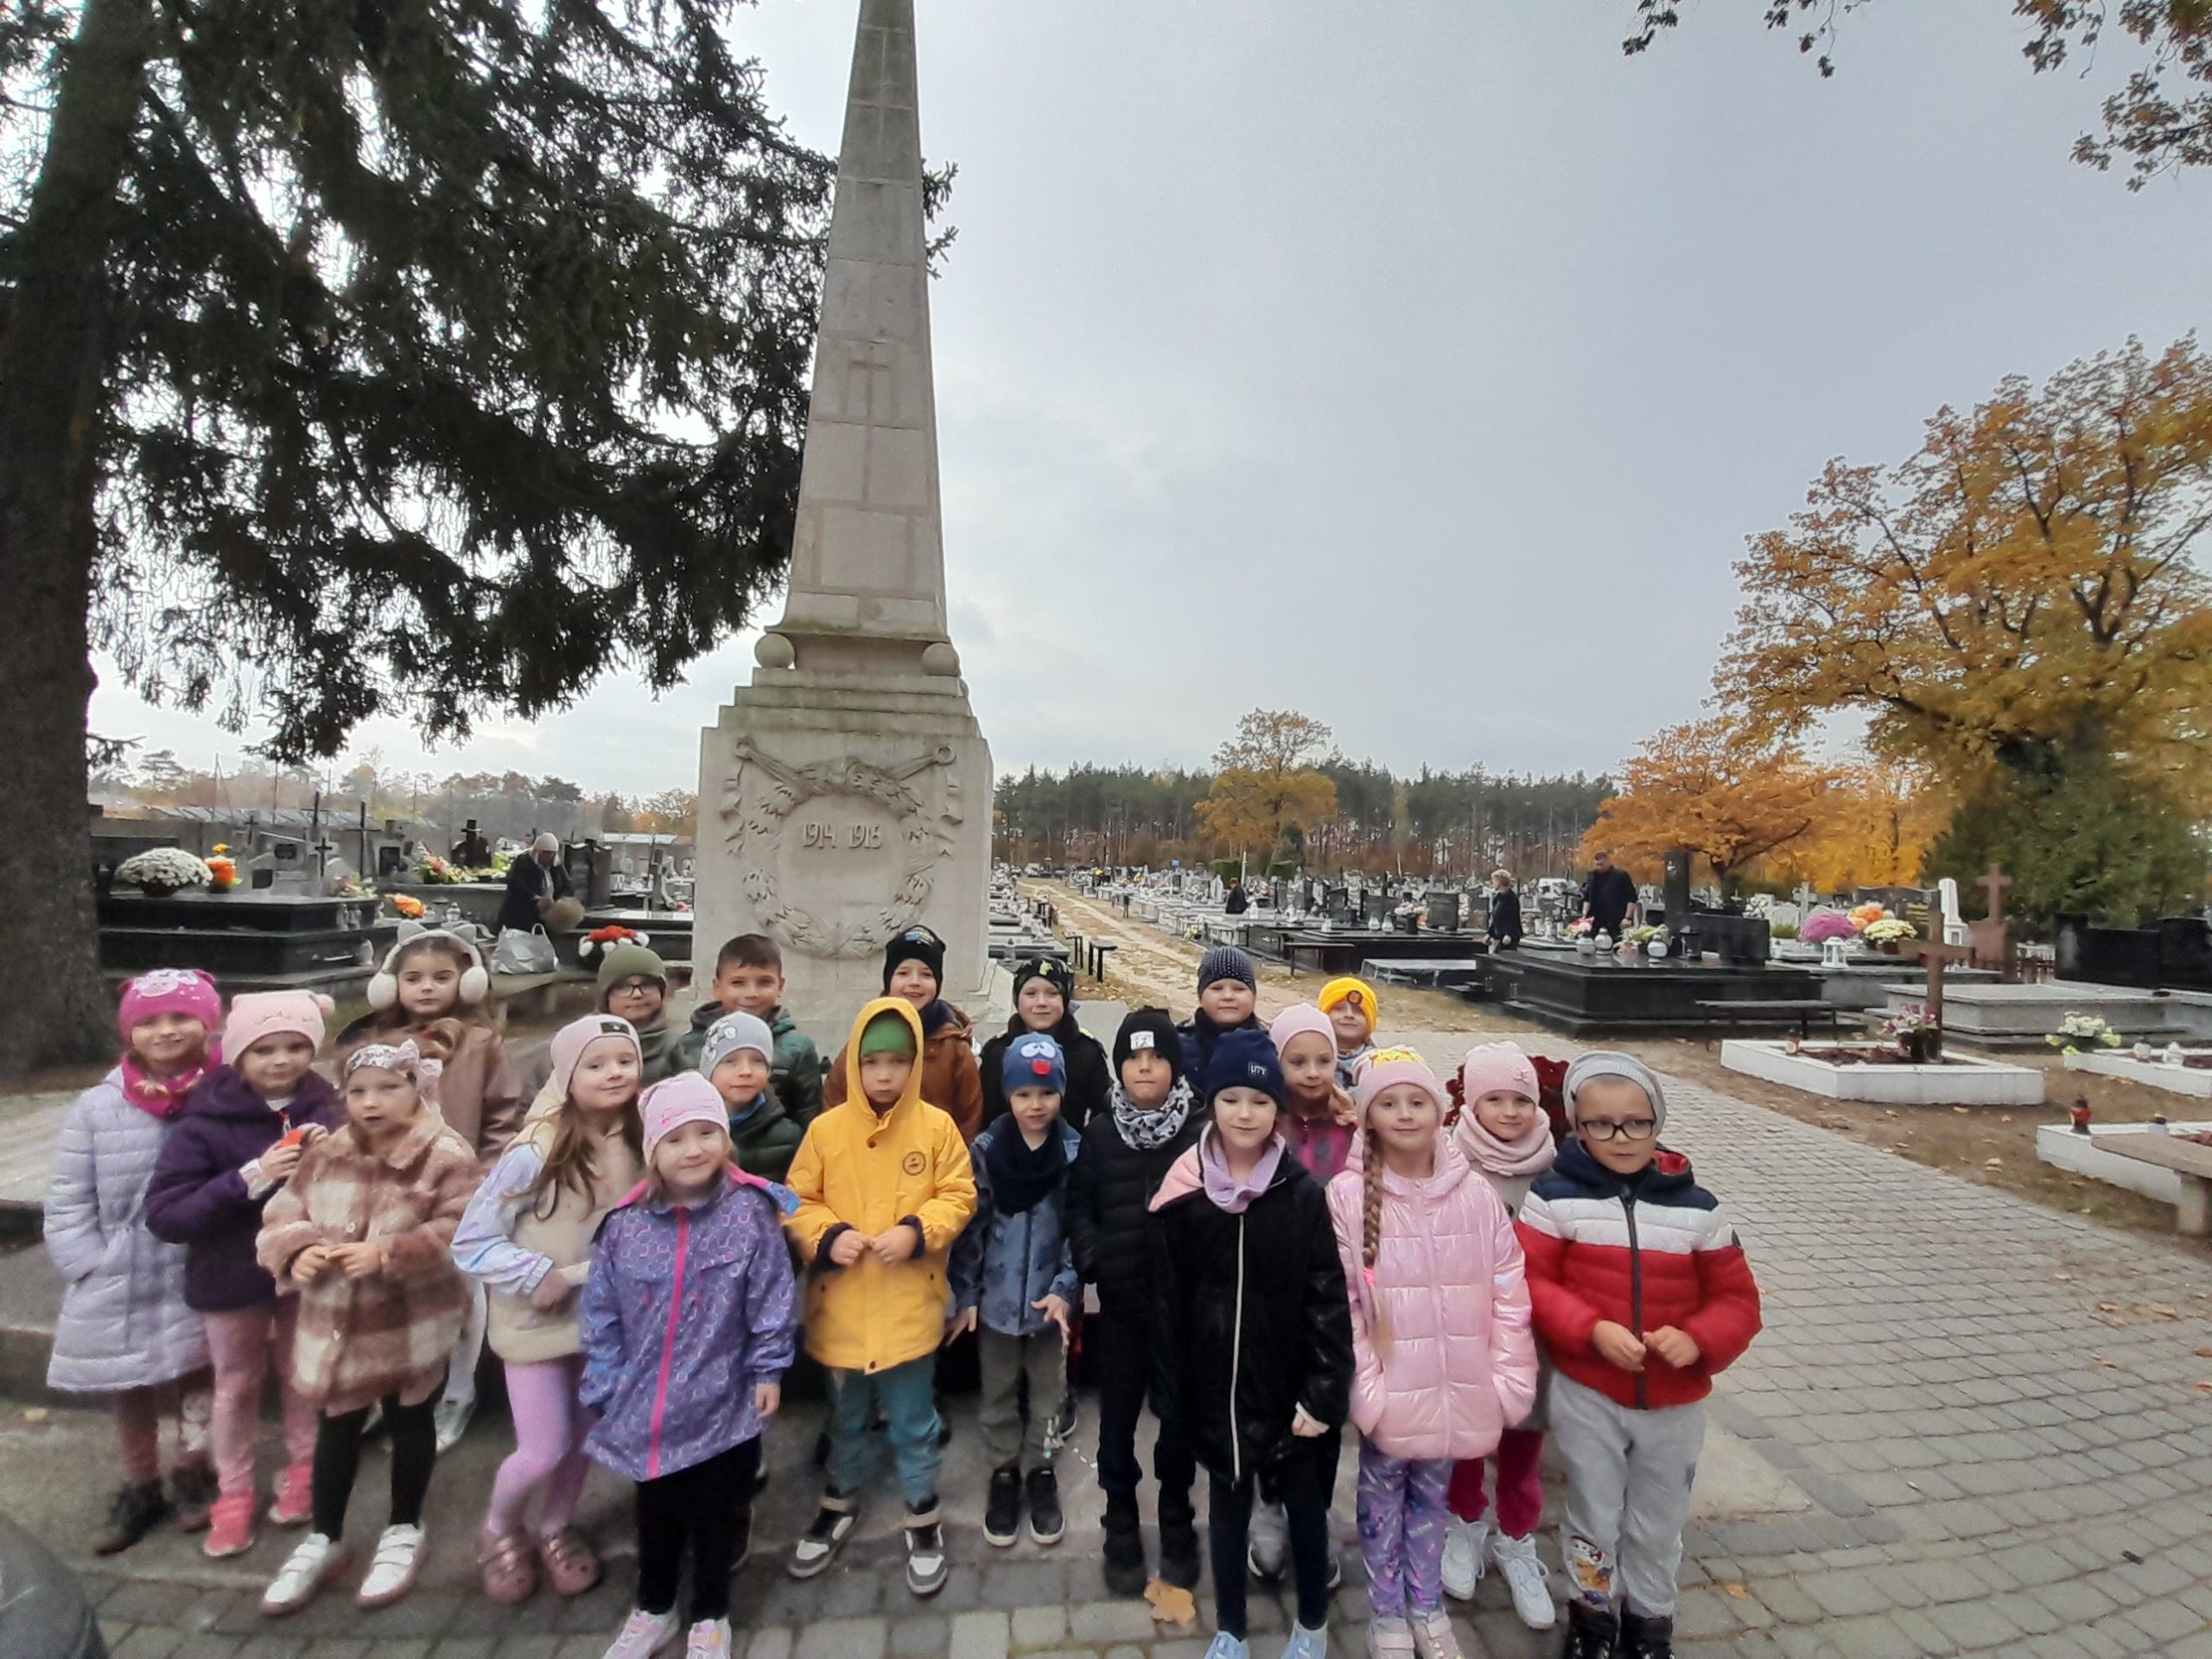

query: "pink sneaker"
left=268, top=1460, right=314, bottom=1527
left=479, top=1530, right=540, bottom=1605
left=204, top=1491, right=257, bottom=1559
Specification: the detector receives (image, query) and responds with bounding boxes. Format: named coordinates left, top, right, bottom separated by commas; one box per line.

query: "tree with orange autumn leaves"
left=1580, top=717, right=1834, bottom=886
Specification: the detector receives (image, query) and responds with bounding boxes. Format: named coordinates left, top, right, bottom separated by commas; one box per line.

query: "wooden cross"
left=1978, top=864, right=2013, bottom=925
left=1900, top=937, right=1974, bottom=1052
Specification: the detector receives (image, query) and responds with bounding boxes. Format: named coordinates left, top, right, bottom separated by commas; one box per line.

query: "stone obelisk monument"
left=695, top=0, right=992, bottom=1032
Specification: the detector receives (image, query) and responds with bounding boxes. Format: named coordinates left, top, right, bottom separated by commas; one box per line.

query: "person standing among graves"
left=979, top=956, right=1111, bottom=1134
left=1224, top=878, right=1250, bottom=916
left=145, top=992, right=346, bottom=1560
left=1485, top=870, right=1523, bottom=950
left=252, top=1033, right=480, bottom=1616
left=341, top=925, right=525, bottom=1452
left=1150, top=1031, right=1353, bottom=1659
left=44, top=969, right=223, bottom=1554
left=1520, top=1054, right=1764, bottom=1659
left=499, top=833, right=574, bottom=933
left=949, top=1033, right=1082, bottom=1552
left=1440, top=1044, right=1558, bottom=1631
left=1066, top=1009, right=1205, bottom=1597
left=1327, top=1050, right=1537, bottom=1659
left=819, top=927, right=986, bottom=1142
left=452, top=1015, right=646, bottom=1606
left=451, top=823, right=493, bottom=868
left=1578, top=851, right=1638, bottom=939
left=1177, top=946, right=1265, bottom=1081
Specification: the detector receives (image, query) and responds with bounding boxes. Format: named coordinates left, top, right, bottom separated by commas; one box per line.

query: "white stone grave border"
left=1720, top=1039, right=2044, bottom=1106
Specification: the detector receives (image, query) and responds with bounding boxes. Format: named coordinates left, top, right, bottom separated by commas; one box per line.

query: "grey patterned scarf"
left=1111, top=1076, right=1196, bottom=1152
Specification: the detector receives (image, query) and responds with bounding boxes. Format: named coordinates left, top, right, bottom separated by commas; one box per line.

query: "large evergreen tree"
left=0, top=0, right=832, bottom=1074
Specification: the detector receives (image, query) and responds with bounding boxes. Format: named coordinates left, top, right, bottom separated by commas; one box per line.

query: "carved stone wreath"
left=719, top=740, right=959, bottom=959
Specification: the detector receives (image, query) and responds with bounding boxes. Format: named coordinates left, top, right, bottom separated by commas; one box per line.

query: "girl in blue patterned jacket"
left=579, top=1074, right=798, bottom=1659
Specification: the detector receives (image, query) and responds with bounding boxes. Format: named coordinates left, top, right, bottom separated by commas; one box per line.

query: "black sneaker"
left=1158, top=1513, right=1201, bottom=1590
left=169, top=1462, right=218, bottom=1534
left=787, top=1493, right=857, bottom=1579
left=1025, top=1467, right=1064, bottom=1547
left=1101, top=1496, right=1147, bottom=1597
left=904, top=1500, right=949, bottom=1598
left=92, top=1479, right=171, bottom=1556
left=983, top=1464, right=1023, bottom=1548
left=1565, top=1600, right=1618, bottom=1659
left=1618, top=1610, right=1676, bottom=1659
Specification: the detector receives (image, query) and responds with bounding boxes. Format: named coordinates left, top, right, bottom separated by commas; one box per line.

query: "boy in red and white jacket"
left=1516, top=1052, right=1761, bottom=1659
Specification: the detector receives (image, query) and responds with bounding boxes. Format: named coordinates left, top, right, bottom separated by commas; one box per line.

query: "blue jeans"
left=825, top=1357, right=941, bottom=1508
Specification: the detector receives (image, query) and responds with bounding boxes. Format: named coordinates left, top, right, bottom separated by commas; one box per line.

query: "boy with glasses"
left=1516, top=1053, right=1763, bottom=1659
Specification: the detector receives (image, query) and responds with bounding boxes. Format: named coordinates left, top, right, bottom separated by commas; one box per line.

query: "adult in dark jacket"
left=1175, top=945, right=1264, bottom=1083
left=1486, top=868, right=1524, bottom=950
left=1580, top=850, right=1638, bottom=938
left=497, top=833, right=573, bottom=934
left=980, top=957, right=1111, bottom=1135
left=1223, top=880, right=1249, bottom=916
left=1148, top=1031, right=1352, bottom=1652
left=1065, top=1008, right=1205, bottom=1594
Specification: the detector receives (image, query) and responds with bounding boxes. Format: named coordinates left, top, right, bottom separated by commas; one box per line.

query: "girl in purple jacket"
left=579, top=1074, right=798, bottom=1659
left=145, top=991, right=344, bottom=1560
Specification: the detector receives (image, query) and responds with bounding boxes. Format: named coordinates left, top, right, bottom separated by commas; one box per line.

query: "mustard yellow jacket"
left=784, top=999, right=977, bottom=1373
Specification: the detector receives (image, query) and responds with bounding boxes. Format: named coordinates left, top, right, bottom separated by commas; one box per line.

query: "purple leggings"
left=480, top=1354, right=594, bottom=1541
left=1357, top=1441, right=1454, bottom=1620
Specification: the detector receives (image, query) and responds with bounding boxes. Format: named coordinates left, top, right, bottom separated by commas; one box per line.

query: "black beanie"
left=882, top=925, right=947, bottom=993
left=1113, top=1007, right=1184, bottom=1084
left=1012, top=955, right=1075, bottom=1004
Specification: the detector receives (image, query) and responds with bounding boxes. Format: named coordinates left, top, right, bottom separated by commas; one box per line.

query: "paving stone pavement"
left=19, top=1069, right=2212, bottom=1658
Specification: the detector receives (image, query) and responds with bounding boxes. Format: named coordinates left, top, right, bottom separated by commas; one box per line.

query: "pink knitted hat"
left=223, top=991, right=332, bottom=1059
left=640, top=1073, right=730, bottom=1160
left=118, top=969, right=222, bottom=1046
left=1268, top=1004, right=1336, bottom=1056
left=1458, top=1042, right=1540, bottom=1106
left=1352, top=1048, right=1447, bottom=1116
left=549, top=1014, right=643, bottom=1099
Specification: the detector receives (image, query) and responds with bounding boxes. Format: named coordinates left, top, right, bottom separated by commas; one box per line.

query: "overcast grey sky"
left=94, top=1, right=2212, bottom=793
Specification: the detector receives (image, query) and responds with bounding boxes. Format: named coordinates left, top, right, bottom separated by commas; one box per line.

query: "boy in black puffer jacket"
left=1066, top=1009, right=1204, bottom=1596
left=979, top=957, right=1112, bottom=1135
left=1149, top=1031, right=1353, bottom=1659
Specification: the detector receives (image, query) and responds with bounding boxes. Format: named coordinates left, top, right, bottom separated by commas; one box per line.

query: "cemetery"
left=5, top=3, right=2212, bottom=1658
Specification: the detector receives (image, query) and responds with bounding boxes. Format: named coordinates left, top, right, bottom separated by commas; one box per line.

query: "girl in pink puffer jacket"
left=1326, top=1051, right=1538, bottom=1659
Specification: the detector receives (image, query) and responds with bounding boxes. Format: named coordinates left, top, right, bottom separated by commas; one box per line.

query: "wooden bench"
left=2091, top=1133, right=2212, bottom=1237
left=1694, top=999, right=1849, bottom=1044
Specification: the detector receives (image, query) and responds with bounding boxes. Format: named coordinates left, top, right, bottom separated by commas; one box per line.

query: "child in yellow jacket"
left=782, top=998, right=976, bottom=1599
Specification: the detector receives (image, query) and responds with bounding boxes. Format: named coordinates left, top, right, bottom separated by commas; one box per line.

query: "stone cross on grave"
left=1970, top=864, right=2016, bottom=981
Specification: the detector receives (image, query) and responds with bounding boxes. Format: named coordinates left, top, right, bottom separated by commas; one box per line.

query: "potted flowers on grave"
left=2048, top=1013, right=2124, bottom=1057
left=1568, top=916, right=1598, bottom=957
left=390, top=893, right=427, bottom=920
left=416, top=854, right=466, bottom=885
left=112, top=848, right=213, bottom=899
left=1800, top=910, right=1858, bottom=946
left=1885, top=1001, right=1942, bottom=1064
left=1862, top=917, right=1916, bottom=953
left=205, top=843, right=239, bottom=893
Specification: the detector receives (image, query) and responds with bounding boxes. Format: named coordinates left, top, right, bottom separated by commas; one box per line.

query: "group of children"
left=45, top=925, right=1760, bottom=1659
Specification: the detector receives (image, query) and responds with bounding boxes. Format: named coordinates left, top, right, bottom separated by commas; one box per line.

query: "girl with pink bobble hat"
left=1440, top=1041, right=1559, bottom=1628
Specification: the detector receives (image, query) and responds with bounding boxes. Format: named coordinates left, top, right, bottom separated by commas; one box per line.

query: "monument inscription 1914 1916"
left=694, top=0, right=993, bottom=1030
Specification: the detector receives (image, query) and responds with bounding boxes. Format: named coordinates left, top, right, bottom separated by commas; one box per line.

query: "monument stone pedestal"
left=693, top=0, right=992, bottom=1034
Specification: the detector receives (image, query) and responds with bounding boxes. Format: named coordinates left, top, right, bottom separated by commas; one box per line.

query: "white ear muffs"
left=370, top=925, right=490, bottom=1011
left=457, top=957, right=490, bottom=1007
left=366, top=970, right=400, bottom=1012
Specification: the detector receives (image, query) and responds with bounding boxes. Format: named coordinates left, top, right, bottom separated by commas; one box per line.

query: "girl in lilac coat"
left=578, top=1075, right=797, bottom=1659
left=1325, top=1052, right=1537, bottom=1659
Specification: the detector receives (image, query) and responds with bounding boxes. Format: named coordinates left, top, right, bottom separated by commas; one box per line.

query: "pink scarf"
left=118, top=1046, right=217, bottom=1121
left=1457, top=1112, right=1556, bottom=1179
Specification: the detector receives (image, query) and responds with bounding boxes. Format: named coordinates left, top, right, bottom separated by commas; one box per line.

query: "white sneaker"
left=434, top=1396, right=475, bottom=1453
left=1368, top=1615, right=1415, bottom=1657
left=1410, top=1607, right=1460, bottom=1659
left=1246, top=1499, right=1289, bottom=1580
left=357, top=1523, right=425, bottom=1607
left=1440, top=1516, right=1488, bottom=1601
left=1204, top=1637, right=1250, bottom=1659
left=1282, top=1624, right=1330, bottom=1659
left=684, top=1618, right=732, bottom=1658
left=1490, top=1530, right=1556, bottom=1630
left=601, top=1608, right=682, bottom=1659
left=260, top=1532, right=346, bottom=1617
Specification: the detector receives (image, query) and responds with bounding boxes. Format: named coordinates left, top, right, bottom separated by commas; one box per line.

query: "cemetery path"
left=16, top=1057, right=2212, bottom=1658
left=1038, top=882, right=1529, bottom=1036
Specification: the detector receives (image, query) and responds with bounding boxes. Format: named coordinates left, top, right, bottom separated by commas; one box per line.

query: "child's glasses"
left=1579, top=1117, right=1657, bottom=1141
